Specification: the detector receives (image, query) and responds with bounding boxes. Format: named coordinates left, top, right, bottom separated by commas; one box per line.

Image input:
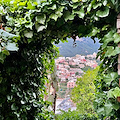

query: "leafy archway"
left=0, top=0, right=120, bottom=119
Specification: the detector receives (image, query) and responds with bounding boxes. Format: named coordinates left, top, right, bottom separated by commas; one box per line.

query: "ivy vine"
left=0, top=0, right=120, bottom=119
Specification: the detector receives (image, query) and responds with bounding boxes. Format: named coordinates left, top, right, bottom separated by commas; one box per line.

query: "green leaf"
left=24, top=30, right=33, bottom=38
left=112, top=87, right=120, bottom=98
left=87, top=4, right=92, bottom=13
left=50, top=14, right=58, bottom=21
left=21, top=100, right=25, bottom=104
left=112, top=47, right=120, bottom=55
left=111, top=0, right=115, bottom=4
left=64, top=11, right=75, bottom=21
left=55, top=11, right=62, bottom=17
left=88, top=27, right=100, bottom=36
left=96, top=6, right=109, bottom=17
left=113, top=33, right=120, bottom=43
left=107, top=89, right=114, bottom=98
left=105, top=46, right=114, bottom=57
left=97, top=107, right=105, bottom=115
left=35, top=14, right=46, bottom=24
left=102, top=25, right=109, bottom=31
left=7, top=95, right=13, bottom=100
left=57, top=6, right=64, bottom=12
left=0, top=29, right=17, bottom=38
left=48, top=4, right=57, bottom=10
left=103, top=72, right=118, bottom=86
left=93, top=3, right=102, bottom=9
left=27, top=1, right=35, bottom=9
left=33, top=93, right=36, bottom=98
left=6, top=43, right=19, bottom=51
left=113, top=103, right=120, bottom=110
left=25, top=22, right=33, bottom=30
left=19, top=1, right=27, bottom=6
left=103, top=0, right=107, bottom=6
left=78, top=6, right=85, bottom=18
left=105, top=46, right=120, bottom=57
left=72, top=0, right=79, bottom=3
left=104, top=101, right=113, bottom=116
left=108, top=87, right=120, bottom=98
left=40, top=0, right=47, bottom=3
left=11, top=103, right=18, bottom=110
left=35, top=24, right=46, bottom=32
left=5, top=27, right=12, bottom=32
left=2, top=50, right=10, bottom=56
left=0, top=53, right=6, bottom=63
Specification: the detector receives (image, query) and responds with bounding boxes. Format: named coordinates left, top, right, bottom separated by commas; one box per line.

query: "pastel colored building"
left=67, top=81, right=76, bottom=88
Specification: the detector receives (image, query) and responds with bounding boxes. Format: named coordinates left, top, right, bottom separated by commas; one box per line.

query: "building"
left=67, top=80, right=76, bottom=88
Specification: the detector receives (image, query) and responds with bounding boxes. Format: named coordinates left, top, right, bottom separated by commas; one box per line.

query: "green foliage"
left=94, top=30, right=120, bottom=119
left=0, top=0, right=120, bottom=119
left=71, top=67, right=99, bottom=114
left=56, top=110, right=98, bottom=120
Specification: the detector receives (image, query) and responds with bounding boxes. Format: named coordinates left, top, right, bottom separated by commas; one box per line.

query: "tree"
left=71, top=67, right=99, bottom=114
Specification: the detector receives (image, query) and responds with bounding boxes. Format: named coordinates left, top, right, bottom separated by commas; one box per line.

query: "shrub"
left=56, top=110, right=98, bottom=120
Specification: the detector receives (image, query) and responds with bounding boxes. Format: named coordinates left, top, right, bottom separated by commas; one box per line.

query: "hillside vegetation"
left=55, top=37, right=100, bottom=57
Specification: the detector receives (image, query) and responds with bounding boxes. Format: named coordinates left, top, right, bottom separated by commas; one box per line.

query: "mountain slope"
left=55, top=37, right=100, bottom=57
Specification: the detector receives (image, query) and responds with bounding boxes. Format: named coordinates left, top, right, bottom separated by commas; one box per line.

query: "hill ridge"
left=55, top=37, right=100, bottom=57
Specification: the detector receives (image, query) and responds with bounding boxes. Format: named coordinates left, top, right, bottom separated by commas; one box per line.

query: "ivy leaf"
left=21, top=100, right=25, bottom=104
left=27, top=1, right=35, bottom=9
left=104, top=101, right=113, bottom=116
left=105, top=46, right=120, bottom=57
left=112, top=47, right=120, bottom=56
left=19, top=1, right=27, bottom=6
left=35, top=24, right=46, bottom=32
left=93, top=3, right=102, bottom=9
left=55, top=11, right=62, bottom=18
left=97, top=107, right=105, bottom=115
left=11, top=103, right=18, bottom=110
left=72, top=0, right=79, bottom=3
left=112, top=87, right=120, bottom=98
left=35, top=14, right=46, bottom=24
left=0, top=53, right=6, bottom=63
left=25, top=22, right=33, bottom=30
left=6, top=43, right=19, bottom=51
left=107, top=89, right=114, bottom=98
left=113, top=33, right=120, bottom=43
left=107, top=87, right=120, bottom=98
left=87, top=4, right=92, bottom=13
left=33, top=93, right=36, bottom=98
left=102, top=38, right=113, bottom=49
left=0, top=29, right=17, bottom=38
left=2, top=50, right=10, bottom=56
left=103, top=72, right=118, bottom=86
left=103, top=0, right=107, bottom=6
left=96, top=6, right=109, bottom=17
left=113, top=103, right=120, bottom=110
left=78, top=6, right=85, bottom=18
left=24, top=30, right=33, bottom=38
left=64, top=11, right=75, bottom=21
left=88, top=27, right=100, bottom=36
left=57, top=6, right=64, bottom=12
left=5, top=27, right=12, bottom=32
left=7, top=95, right=13, bottom=100
left=50, top=14, right=58, bottom=21
left=105, top=46, right=114, bottom=57
left=48, top=4, right=57, bottom=10
left=111, top=0, right=115, bottom=4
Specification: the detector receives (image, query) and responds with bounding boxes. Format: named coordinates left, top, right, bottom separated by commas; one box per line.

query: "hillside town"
left=54, top=52, right=99, bottom=113
left=55, top=52, right=98, bottom=90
